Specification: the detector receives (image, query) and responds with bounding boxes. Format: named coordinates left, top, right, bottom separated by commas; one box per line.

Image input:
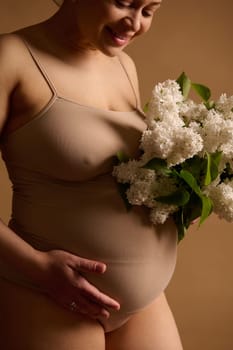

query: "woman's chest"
left=5, top=51, right=137, bottom=137
left=2, top=101, right=146, bottom=181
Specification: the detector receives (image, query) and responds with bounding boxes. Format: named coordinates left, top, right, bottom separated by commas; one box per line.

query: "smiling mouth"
left=106, top=27, right=132, bottom=46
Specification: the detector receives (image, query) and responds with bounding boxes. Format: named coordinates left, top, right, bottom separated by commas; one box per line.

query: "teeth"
left=111, top=29, right=126, bottom=40
left=115, top=33, right=125, bottom=40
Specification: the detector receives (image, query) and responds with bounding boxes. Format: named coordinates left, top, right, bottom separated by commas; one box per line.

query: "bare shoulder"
left=117, top=51, right=139, bottom=86
left=0, top=33, right=30, bottom=135
left=0, top=33, right=28, bottom=85
left=117, top=51, right=141, bottom=105
left=0, top=32, right=25, bottom=58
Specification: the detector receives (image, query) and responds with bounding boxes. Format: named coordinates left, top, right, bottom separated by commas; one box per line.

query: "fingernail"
left=113, top=303, right=120, bottom=311
left=95, top=264, right=106, bottom=273
left=116, top=304, right=120, bottom=311
left=101, top=310, right=110, bottom=319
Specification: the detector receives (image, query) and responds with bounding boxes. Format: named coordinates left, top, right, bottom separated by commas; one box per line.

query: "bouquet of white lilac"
left=112, top=72, right=233, bottom=242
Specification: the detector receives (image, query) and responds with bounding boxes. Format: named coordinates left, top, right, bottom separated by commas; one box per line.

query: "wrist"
left=22, top=249, right=49, bottom=286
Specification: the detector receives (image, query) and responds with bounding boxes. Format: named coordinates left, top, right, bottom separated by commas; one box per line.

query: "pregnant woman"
left=0, top=0, right=183, bottom=349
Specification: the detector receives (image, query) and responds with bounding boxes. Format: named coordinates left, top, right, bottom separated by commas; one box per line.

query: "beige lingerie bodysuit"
left=0, top=39, right=178, bottom=332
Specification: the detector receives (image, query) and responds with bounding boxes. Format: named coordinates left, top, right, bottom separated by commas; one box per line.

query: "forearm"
left=0, top=218, right=44, bottom=282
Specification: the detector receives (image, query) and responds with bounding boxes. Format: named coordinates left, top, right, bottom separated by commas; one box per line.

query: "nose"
left=123, top=11, right=141, bottom=33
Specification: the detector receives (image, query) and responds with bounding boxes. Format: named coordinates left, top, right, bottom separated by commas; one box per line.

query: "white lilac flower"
left=205, top=180, right=233, bottom=222
left=140, top=125, right=174, bottom=160
left=126, top=180, right=154, bottom=205
left=112, top=159, right=139, bottom=183
left=164, top=112, right=185, bottom=128
left=200, top=110, right=233, bottom=157
left=145, top=112, right=184, bottom=130
left=112, top=160, right=155, bottom=184
left=126, top=173, right=177, bottom=208
left=166, top=127, right=203, bottom=166
left=113, top=78, right=233, bottom=231
left=215, top=94, right=233, bottom=119
left=146, top=80, right=183, bottom=125
left=200, top=109, right=226, bottom=153
left=179, top=99, right=208, bottom=124
left=189, top=121, right=202, bottom=134
left=150, top=203, right=178, bottom=225
left=219, top=119, right=233, bottom=159
left=141, top=121, right=203, bottom=166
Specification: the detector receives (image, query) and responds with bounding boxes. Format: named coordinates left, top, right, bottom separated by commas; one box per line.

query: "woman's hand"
left=0, top=219, right=120, bottom=320
left=34, top=249, right=120, bottom=320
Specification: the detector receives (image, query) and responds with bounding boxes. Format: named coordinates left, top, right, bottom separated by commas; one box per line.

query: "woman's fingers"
left=70, top=255, right=107, bottom=274
left=78, top=275, right=120, bottom=311
left=42, top=250, right=121, bottom=319
left=66, top=294, right=110, bottom=319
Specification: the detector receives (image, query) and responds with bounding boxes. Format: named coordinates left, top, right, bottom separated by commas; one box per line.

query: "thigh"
left=105, top=292, right=183, bottom=350
left=0, top=278, right=105, bottom=350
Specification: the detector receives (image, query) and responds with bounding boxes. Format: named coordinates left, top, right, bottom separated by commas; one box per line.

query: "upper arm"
left=118, top=51, right=142, bottom=107
left=0, top=34, right=22, bottom=138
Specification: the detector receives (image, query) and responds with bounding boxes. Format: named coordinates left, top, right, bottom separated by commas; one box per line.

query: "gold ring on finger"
left=69, top=300, right=78, bottom=312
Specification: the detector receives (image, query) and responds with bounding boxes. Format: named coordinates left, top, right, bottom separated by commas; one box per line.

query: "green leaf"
left=155, top=189, right=190, bottom=206
left=170, top=168, right=181, bottom=179
left=142, top=157, right=172, bottom=175
left=176, top=72, right=191, bottom=99
left=179, top=169, right=202, bottom=196
left=143, top=157, right=167, bottom=169
left=191, top=82, right=211, bottom=102
left=143, top=102, right=149, bottom=113
left=211, top=151, right=222, bottom=168
left=173, top=209, right=186, bottom=243
left=116, top=182, right=132, bottom=211
left=204, top=152, right=222, bottom=186
left=181, top=156, right=203, bottom=179
left=199, top=195, right=213, bottom=225
left=116, top=151, right=129, bottom=163
left=205, top=100, right=215, bottom=110
left=182, top=192, right=202, bottom=227
left=204, top=153, right=212, bottom=186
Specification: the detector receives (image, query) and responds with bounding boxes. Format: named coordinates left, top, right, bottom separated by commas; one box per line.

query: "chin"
left=100, top=45, right=125, bottom=58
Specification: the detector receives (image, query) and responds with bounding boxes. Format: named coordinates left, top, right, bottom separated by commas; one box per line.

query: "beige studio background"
left=0, top=0, right=232, bottom=349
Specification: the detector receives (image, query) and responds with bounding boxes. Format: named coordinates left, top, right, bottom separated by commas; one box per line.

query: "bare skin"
left=0, top=0, right=183, bottom=348
left=0, top=278, right=182, bottom=350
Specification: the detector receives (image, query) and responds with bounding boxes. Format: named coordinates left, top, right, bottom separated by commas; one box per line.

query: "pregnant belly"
left=10, top=175, right=178, bottom=329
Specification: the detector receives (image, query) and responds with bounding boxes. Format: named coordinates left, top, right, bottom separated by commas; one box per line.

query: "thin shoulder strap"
left=117, top=55, right=139, bottom=109
left=22, top=38, right=58, bottom=96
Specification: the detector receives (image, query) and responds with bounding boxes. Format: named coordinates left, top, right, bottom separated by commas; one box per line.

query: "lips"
left=111, top=29, right=131, bottom=40
left=107, top=27, right=132, bottom=46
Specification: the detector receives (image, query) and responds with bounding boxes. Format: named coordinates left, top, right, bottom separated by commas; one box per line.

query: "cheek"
left=145, top=17, right=154, bottom=30
left=138, top=20, right=153, bottom=36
